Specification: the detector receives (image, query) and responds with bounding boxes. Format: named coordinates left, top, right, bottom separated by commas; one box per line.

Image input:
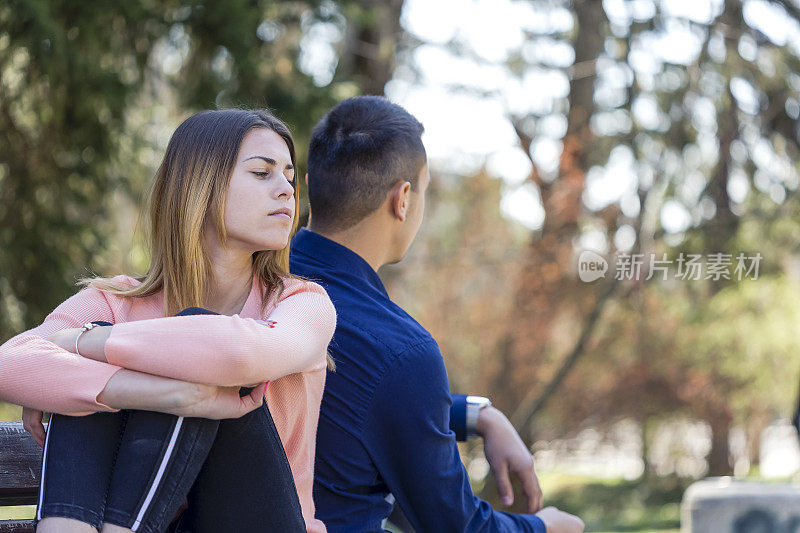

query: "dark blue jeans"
left=36, top=309, right=305, bottom=533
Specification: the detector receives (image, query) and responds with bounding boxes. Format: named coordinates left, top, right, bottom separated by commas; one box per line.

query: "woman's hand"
left=47, top=326, right=111, bottom=362
left=170, top=382, right=268, bottom=419
left=22, top=407, right=46, bottom=448
left=97, top=369, right=266, bottom=419
left=46, top=328, right=81, bottom=353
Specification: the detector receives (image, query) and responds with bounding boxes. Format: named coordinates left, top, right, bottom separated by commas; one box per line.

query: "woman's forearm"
left=97, top=369, right=267, bottom=420
left=76, top=289, right=335, bottom=386
left=44, top=283, right=335, bottom=386
left=97, top=369, right=198, bottom=413
left=103, top=290, right=335, bottom=385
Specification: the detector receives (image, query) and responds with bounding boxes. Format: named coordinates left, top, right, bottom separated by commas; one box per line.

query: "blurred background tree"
left=383, top=0, right=800, bottom=485
left=0, top=0, right=399, bottom=340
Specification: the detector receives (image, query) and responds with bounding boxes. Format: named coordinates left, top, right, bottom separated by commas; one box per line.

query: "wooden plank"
left=0, top=423, right=42, bottom=506
left=0, top=520, right=34, bottom=533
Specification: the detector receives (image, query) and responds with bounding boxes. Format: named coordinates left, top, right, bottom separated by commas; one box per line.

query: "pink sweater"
left=0, top=274, right=335, bottom=532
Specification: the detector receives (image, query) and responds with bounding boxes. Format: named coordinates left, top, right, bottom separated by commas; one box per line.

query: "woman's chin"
left=255, top=237, right=289, bottom=252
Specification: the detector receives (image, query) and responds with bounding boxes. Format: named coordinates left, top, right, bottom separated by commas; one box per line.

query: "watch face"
left=466, top=396, right=491, bottom=408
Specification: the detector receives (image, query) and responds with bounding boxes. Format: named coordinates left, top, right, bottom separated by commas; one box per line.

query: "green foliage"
left=543, top=475, right=688, bottom=532
left=669, top=275, right=800, bottom=421
left=0, top=1, right=361, bottom=341
left=0, top=1, right=171, bottom=338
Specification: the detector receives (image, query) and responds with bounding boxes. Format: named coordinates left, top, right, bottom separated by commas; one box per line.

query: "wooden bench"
left=0, top=422, right=41, bottom=533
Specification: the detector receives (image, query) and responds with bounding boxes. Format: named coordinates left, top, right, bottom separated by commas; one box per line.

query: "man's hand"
left=536, top=506, right=585, bottom=533
left=22, top=407, right=46, bottom=448
left=477, top=406, right=543, bottom=513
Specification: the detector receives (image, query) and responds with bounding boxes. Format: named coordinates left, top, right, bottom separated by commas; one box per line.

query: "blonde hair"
left=82, top=109, right=299, bottom=316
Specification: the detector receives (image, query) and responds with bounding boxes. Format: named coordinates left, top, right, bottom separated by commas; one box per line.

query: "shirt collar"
left=292, top=227, right=388, bottom=296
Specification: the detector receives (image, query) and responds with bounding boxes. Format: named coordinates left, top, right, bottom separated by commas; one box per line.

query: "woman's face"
left=221, top=128, right=296, bottom=253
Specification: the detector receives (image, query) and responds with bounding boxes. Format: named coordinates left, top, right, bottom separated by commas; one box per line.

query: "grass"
left=0, top=402, right=22, bottom=422
left=0, top=506, right=35, bottom=520
left=539, top=472, right=689, bottom=532
left=388, top=473, right=687, bottom=532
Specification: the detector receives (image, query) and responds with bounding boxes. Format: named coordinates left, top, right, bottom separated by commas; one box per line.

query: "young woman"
left=0, top=109, right=335, bottom=532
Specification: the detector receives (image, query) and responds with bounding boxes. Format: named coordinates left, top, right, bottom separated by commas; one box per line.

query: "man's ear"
left=305, top=173, right=309, bottom=186
left=390, top=181, right=412, bottom=222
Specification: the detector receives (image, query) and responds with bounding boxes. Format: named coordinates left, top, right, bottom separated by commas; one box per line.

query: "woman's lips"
left=268, top=208, right=292, bottom=221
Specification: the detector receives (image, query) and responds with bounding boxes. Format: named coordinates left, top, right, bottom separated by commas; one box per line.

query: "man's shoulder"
left=330, top=284, right=434, bottom=358
left=291, top=267, right=427, bottom=347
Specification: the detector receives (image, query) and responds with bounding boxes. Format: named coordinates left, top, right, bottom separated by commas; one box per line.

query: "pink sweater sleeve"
left=104, top=281, right=336, bottom=386
left=0, top=287, right=125, bottom=416
left=268, top=366, right=328, bottom=532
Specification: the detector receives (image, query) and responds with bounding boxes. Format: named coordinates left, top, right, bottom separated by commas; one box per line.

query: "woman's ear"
left=390, top=181, right=412, bottom=221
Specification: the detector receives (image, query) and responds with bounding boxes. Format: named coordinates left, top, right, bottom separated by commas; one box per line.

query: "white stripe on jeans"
left=131, top=416, right=184, bottom=531
left=36, top=419, right=52, bottom=521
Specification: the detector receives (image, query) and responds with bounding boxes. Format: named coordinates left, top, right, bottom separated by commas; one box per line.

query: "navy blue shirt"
left=290, top=228, right=545, bottom=533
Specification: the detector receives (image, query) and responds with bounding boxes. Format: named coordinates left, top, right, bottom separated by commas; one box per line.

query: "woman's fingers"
left=22, top=407, right=46, bottom=448
left=175, top=382, right=267, bottom=419
left=240, top=382, right=267, bottom=413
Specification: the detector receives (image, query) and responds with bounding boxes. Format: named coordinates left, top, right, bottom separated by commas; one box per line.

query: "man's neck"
left=307, top=219, right=392, bottom=273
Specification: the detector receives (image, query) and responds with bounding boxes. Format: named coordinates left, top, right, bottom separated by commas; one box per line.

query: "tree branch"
left=510, top=277, right=619, bottom=432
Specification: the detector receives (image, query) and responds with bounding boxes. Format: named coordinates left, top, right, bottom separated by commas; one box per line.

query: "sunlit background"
left=2, top=0, right=800, bottom=530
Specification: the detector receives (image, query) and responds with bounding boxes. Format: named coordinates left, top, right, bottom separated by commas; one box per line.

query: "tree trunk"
left=707, top=411, right=733, bottom=476
left=640, top=416, right=651, bottom=479
left=334, top=0, right=404, bottom=95
left=495, top=0, right=607, bottom=428
left=746, top=409, right=770, bottom=470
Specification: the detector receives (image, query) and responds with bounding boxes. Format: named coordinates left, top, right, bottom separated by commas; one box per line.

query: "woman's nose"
left=274, top=178, right=294, bottom=199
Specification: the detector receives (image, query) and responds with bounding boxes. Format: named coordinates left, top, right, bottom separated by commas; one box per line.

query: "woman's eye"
left=252, top=171, right=269, bottom=179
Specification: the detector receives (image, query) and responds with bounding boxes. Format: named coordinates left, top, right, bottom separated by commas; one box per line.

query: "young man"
left=290, top=96, right=584, bottom=532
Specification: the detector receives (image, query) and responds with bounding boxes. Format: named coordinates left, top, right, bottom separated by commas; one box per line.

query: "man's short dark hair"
left=307, top=96, right=426, bottom=232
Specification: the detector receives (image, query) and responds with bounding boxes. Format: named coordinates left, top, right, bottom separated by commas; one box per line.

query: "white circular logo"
left=578, top=250, right=608, bottom=282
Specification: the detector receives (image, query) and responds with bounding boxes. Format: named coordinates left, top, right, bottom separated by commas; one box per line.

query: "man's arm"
left=452, top=392, right=543, bottom=511
left=362, top=343, right=547, bottom=532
